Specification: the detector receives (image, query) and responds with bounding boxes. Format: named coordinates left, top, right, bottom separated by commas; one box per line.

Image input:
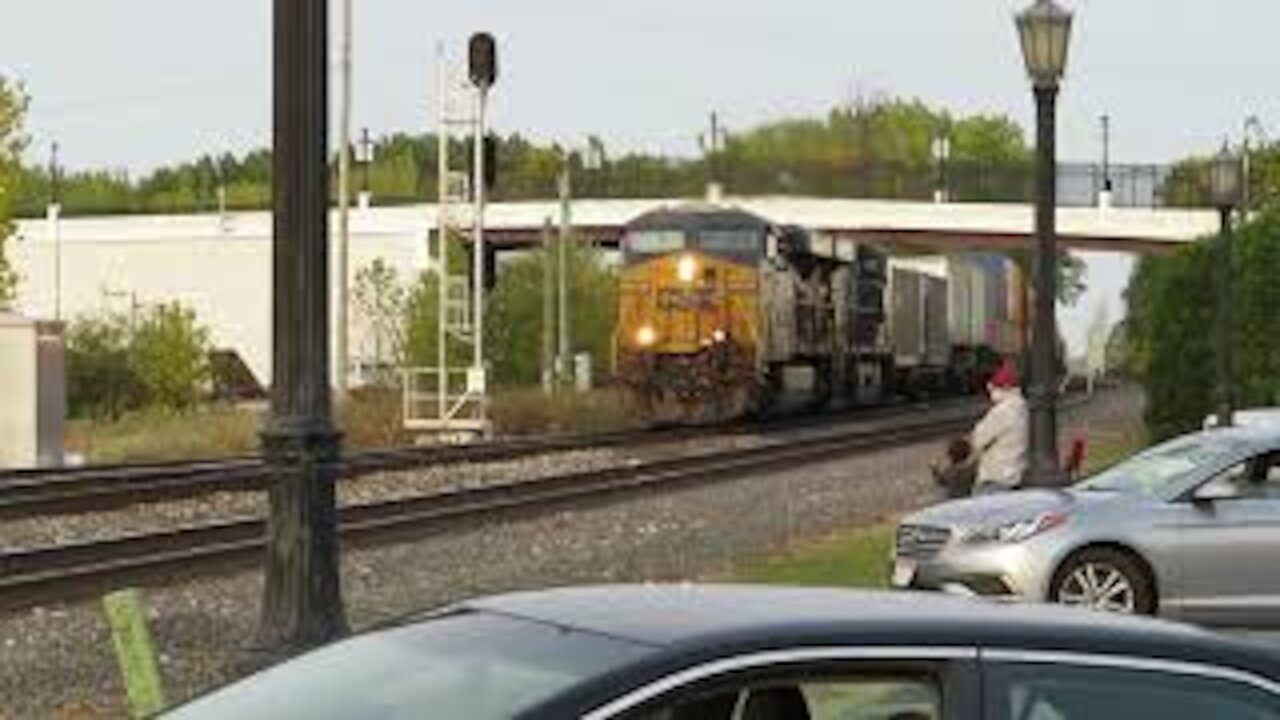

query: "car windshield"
left=1077, top=436, right=1244, bottom=496
left=163, top=610, right=653, bottom=720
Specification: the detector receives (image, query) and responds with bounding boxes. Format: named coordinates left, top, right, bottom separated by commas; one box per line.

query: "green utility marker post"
left=103, top=589, right=167, bottom=718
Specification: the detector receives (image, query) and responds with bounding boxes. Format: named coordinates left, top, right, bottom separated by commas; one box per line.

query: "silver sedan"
left=891, top=425, right=1280, bottom=627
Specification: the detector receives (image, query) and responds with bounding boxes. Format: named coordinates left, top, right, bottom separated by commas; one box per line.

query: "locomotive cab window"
left=624, top=230, right=686, bottom=261
left=696, top=229, right=764, bottom=265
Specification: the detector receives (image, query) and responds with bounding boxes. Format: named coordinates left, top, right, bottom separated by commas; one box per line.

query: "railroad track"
left=0, top=398, right=981, bottom=519
left=0, top=406, right=982, bottom=611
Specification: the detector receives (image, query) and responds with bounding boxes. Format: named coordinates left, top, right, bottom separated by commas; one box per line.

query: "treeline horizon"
left=14, top=96, right=1261, bottom=219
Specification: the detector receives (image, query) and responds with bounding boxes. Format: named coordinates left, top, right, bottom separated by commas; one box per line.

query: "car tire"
left=1049, top=547, right=1156, bottom=616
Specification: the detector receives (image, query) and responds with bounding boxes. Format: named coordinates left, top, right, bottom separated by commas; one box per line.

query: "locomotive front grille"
left=895, top=524, right=951, bottom=561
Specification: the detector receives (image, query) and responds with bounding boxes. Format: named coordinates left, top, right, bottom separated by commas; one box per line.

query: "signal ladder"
left=402, top=52, right=491, bottom=442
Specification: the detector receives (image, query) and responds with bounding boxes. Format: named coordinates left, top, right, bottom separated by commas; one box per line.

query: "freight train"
left=614, top=204, right=1019, bottom=422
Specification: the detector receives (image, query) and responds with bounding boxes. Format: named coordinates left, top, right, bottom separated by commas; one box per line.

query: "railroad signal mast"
left=403, top=35, right=497, bottom=442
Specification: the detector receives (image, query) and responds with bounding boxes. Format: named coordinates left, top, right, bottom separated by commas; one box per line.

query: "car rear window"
left=163, top=610, right=653, bottom=720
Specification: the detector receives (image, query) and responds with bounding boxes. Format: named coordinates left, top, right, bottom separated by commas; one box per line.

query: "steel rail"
left=0, top=409, right=981, bottom=611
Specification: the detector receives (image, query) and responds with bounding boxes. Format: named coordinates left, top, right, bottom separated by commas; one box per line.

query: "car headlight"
left=635, top=326, right=657, bottom=347
left=711, top=329, right=727, bottom=344
left=676, top=254, right=699, bottom=284
left=963, top=511, right=1069, bottom=545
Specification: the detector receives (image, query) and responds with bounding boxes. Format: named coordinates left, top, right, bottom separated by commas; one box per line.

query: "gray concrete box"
left=0, top=313, right=65, bottom=468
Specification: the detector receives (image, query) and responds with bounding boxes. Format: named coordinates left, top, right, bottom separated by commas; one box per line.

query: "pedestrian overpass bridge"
left=469, top=196, right=1218, bottom=255
left=9, top=196, right=1217, bottom=386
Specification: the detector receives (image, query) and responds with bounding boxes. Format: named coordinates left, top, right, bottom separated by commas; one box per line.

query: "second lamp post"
left=1211, top=145, right=1242, bottom=429
left=1016, top=0, right=1073, bottom=487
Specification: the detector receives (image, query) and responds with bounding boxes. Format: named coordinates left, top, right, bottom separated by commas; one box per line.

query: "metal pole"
left=259, top=0, right=346, bottom=657
left=557, top=166, right=572, bottom=383
left=710, top=111, right=720, bottom=188
left=1215, top=206, right=1234, bottom=428
left=1027, top=84, right=1061, bottom=488
left=50, top=142, right=62, bottom=322
left=472, top=88, right=488, bottom=386
left=1101, top=114, right=1112, bottom=192
left=360, top=127, right=372, bottom=199
left=335, top=0, right=353, bottom=394
left=542, top=217, right=555, bottom=396
left=436, top=48, right=449, bottom=426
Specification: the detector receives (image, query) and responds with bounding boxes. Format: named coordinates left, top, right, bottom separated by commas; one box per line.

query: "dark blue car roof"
left=463, top=584, right=1280, bottom=679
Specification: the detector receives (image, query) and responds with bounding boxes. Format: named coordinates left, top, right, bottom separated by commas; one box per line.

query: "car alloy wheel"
left=1056, top=562, right=1136, bottom=613
left=1050, top=547, right=1156, bottom=616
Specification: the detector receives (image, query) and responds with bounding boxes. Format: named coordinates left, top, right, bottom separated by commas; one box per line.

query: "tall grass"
left=65, top=385, right=641, bottom=463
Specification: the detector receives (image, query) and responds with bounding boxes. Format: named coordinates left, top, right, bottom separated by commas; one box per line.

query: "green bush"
left=1126, top=208, right=1280, bottom=439
left=66, top=314, right=142, bottom=419
left=66, top=303, right=212, bottom=419
left=130, top=303, right=212, bottom=410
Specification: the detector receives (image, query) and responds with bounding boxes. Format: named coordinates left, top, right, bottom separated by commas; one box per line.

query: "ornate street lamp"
left=1016, top=0, right=1073, bottom=487
left=1210, top=143, right=1242, bottom=428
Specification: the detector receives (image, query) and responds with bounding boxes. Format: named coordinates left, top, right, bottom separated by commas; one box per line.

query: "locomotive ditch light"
left=677, top=254, right=699, bottom=284
left=636, top=326, right=658, bottom=347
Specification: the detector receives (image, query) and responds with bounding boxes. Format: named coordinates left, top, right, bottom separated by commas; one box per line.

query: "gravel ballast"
left=0, top=390, right=1139, bottom=719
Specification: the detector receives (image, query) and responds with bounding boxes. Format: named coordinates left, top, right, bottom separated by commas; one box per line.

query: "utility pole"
left=215, top=155, right=228, bottom=221
left=335, top=0, right=354, bottom=395
left=1100, top=114, right=1113, bottom=207
left=259, top=0, right=346, bottom=657
left=542, top=217, right=555, bottom=396
left=557, top=166, right=572, bottom=384
left=358, top=127, right=373, bottom=209
left=701, top=112, right=726, bottom=201
left=49, top=141, right=62, bottom=322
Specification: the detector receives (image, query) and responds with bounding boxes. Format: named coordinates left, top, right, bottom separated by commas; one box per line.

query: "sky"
left=3, top=0, right=1277, bottom=354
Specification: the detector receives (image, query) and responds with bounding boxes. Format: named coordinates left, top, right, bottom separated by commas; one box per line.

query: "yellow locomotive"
left=616, top=204, right=893, bottom=422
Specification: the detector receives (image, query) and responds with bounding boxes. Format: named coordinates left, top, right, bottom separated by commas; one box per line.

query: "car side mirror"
left=1193, top=480, right=1242, bottom=504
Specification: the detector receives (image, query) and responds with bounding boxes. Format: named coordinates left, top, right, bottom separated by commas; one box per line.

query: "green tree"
left=485, top=243, right=617, bottom=386
left=1104, top=319, right=1134, bottom=378
left=0, top=75, right=28, bottom=305
left=1160, top=144, right=1280, bottom=210
left=8, top=97, right=1057, bottom=216
left=353, top=258, right=409, bottom=381
left=1058, top=251, right=1087, bottom=306
left=129, top=303, right=212, bottom=410
left=1124, top=207, right=1280, bottom=439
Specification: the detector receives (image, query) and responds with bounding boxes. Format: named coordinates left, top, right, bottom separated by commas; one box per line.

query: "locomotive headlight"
left=676, top=254, right=699, bottom=284
left=635, top=325, right=657, bottom=347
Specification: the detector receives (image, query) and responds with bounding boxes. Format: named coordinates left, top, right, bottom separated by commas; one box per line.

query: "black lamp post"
left=259, top=0, right=347, bottom=657
left=1016, top=0, right=1073, bottom=487
left=1210, top=143, right=1242, bottom=429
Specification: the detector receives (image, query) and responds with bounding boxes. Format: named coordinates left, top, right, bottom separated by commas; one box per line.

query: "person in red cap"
left=970, top=358, right=1028, bottom=494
